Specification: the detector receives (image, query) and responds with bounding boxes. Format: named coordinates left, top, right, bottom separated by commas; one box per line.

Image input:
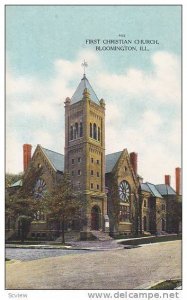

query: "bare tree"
left=106, top=173, right=120, bottom=236
left=42, top=173, right=82, bottom=244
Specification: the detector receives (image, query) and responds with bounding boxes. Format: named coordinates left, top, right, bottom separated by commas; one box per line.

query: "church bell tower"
left=64, top=63, right=108, bottom=234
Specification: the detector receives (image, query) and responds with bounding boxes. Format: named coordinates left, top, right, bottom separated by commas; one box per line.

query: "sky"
left=6, top=5, right=181, bottom=187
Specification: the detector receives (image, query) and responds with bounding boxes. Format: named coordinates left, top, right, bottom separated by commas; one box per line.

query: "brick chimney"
left=175, top=167, right=181, bottom=195
left=23, top=144, right=32, bottom=172
left=165, top=175, right=171, bottom=186
left=130, top=152, right=138, bottom=175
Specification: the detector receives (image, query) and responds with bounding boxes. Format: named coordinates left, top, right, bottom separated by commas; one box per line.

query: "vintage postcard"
left=4, top=3, right=183, bottom=300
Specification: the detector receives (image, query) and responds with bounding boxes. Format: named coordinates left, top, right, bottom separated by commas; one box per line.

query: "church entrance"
left=91, top=205, right=101, bottom=230
left=162, top=218, right=165, bottom=231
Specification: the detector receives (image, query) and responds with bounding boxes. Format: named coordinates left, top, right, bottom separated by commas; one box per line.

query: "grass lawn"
left=120, top=234, right=181, bottom=246
left=149, top=280, right=182, bottom=290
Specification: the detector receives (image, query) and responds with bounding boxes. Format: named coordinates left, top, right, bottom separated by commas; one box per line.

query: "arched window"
left=90, top=123, right=93, bottom=138
left=75, top=123, right=78, bottom=139
left=34, top=178, right=47, bottom=199
left=93, top=123, right=97, bottom=140
left=118, top=180, right=131, bottom=203
left=98, top=127, right=100, bottom=141
left=40, top=211, right=45, bottom=221
left=80, top=122, right=83, bottom=137
left=36, top=211, right=40, bottom=220
left=34, top=210, right=45, bottom=221
left=70, top=126, right=73, bottom=140
left=73, top=126, right=76, bottom=139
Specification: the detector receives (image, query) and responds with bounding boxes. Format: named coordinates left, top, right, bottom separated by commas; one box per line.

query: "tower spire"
left=81, top=60, right=88, bottom=77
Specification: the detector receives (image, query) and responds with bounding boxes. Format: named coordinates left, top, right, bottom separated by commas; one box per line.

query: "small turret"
left=64, top=97, right=71, bottom=107
left=82, top=88, right=91, bottom=101
left=100, top=98, right=105, bottom=108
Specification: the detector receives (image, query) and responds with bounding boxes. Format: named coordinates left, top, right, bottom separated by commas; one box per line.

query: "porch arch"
left=91, top=205, right=101, bottom=230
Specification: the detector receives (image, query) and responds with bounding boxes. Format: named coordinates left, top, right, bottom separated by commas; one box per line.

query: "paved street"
left=6, top=240, right=181, bottom=290
left=6, top=248, right=91, bottom=261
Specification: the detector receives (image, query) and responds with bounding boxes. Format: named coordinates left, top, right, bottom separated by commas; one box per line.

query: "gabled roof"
left=156, top=184, right=176, bottom=196
left=141, top=183, right=151, bottom=193
left=10, top=179, right=23, bottom=188
left=141, top=182, right=163, bottom=198
left=105, top=151, right=123, bottom=173
left=38, top=147, right=123, bottom=174
left=41, top=147, right=64, bottom=172
left=71, top=75, right=99, bottom=104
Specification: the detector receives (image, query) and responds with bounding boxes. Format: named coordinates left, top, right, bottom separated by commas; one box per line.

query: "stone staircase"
left=156, top=231, right=168, bottom=236
left=55, top=230, right=113, bottom=243
left=55, top=231, right=80, bottom=243
left=90, top=230, right=113, bottom=241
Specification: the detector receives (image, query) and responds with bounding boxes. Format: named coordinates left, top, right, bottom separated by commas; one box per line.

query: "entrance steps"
left=55, top=231, right=80, bottom=243
left=90, top=230, right=113, bottom=241
left=54, top=230, right=113, bottom=242
left=156, top=231, right=168, bottom=236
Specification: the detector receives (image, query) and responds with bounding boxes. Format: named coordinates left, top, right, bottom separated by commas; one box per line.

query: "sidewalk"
left=5, top=233, right=180, bottom=251
left=6, top=239, right=125, bottom=251
left=69, top=239, right=125, bottom=250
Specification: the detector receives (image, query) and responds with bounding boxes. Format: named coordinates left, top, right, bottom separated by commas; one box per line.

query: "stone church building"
left=6, top=73, right=182, bottom=240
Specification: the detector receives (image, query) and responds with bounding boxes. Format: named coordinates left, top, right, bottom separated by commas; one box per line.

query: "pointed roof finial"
left=81, top=59, right=88, bottom=77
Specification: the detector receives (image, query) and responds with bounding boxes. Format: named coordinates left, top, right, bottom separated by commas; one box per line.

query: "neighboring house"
left=156, top=183, right=182, bottom=233
left=141, top=183, right=166, bottom=234
left=5, top=179, right=23, bottom=240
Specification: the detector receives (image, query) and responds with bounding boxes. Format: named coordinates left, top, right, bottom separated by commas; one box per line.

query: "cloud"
left=6, top=69, right=34, bottom=96
left=6, top=49, right=181, bottom=186
left=96, top=51, right=180, bottom=104
left=54, top=49, right=101, bottom=82
left=32, top=129, right=56, bottom=149
left=106, top=103, right=124, bottom=124
left=6, top=132, right=23, bottom=174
